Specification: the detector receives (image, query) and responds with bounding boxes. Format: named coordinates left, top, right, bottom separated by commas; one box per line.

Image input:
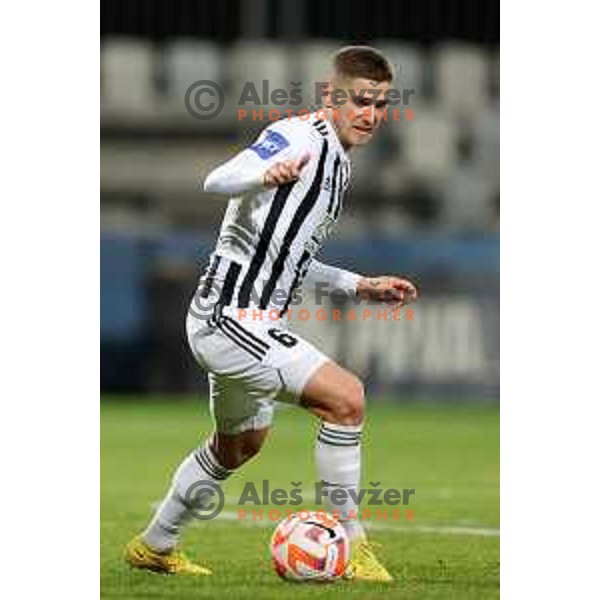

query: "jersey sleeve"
left=203, top=121, right=311, bottom=196
left=303, top=259, right=362, bottom=293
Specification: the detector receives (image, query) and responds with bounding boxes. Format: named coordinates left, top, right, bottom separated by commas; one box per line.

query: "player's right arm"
left=203, top=123, right=311, bottom=196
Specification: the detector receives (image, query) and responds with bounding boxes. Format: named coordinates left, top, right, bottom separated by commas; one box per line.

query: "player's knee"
left=333, top=377, right=365, bottom=425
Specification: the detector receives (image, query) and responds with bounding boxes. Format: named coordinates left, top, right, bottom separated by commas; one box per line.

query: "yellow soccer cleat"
left=124, top=535, right=212, bottom=576
left=346, top=538, right=394, bottom=582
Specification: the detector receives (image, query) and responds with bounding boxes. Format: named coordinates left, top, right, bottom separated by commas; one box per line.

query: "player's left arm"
left=355, top=275, right=419, bottom=308
left=305, top=261, right=419, bottom=308
left=304, top=260, right=363, bottom=295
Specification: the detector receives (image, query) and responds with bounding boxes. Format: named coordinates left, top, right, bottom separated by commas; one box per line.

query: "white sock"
left=142, top=441, right=232, bottom=552
left=315, top=421, right=366, bottom=541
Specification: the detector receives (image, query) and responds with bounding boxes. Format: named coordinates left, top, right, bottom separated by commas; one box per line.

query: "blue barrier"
left=100, top=230, right=499, bottom=343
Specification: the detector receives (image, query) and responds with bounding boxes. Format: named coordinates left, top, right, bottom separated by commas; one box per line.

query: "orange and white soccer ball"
left=270, top=511, right=349, bottom=581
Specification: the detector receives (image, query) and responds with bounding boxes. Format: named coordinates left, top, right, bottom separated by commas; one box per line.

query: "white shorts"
left=186, top=306, right=329, bottom=434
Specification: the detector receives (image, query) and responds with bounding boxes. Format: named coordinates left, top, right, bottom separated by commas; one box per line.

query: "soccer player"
left=126, top=46, right=418, bottom=582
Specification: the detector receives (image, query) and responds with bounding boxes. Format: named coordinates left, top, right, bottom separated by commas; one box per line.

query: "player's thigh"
left=300, top=361, right=365, bottom=425
left=208, top=371, right=277, bottom=435
left=186, top=312, right=278, bottom=434
left=258, top=322, right=331, bottom=405
left=212, top=318, right=366, bottom=425
left=194, top=313, right=330, bottom=404
left=187, top=311, right=332, bottom=425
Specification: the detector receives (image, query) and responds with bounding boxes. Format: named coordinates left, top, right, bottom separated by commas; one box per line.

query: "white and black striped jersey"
left=200, top=115, right=361, bottom=318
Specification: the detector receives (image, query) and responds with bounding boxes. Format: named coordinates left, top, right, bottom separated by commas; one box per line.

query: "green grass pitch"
left=101, top=397, right=499, bottom=599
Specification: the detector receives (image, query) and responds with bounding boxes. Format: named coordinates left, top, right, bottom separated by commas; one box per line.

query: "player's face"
left=329, top=77, right=391, bottom=148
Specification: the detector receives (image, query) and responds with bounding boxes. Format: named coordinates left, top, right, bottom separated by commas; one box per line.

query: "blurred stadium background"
left=100, top=0, right=499, bottom=401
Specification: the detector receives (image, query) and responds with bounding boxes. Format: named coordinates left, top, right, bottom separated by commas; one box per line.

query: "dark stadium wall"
left=101, top=0, right=499, bottom=46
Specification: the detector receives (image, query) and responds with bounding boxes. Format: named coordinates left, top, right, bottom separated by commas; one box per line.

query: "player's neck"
left=323, top=108, right=354, bottom=153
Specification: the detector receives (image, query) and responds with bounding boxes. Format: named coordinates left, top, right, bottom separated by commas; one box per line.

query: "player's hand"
left=356, top=276, right=419, bottom=308
left=263, top=153, right=311, bottom=188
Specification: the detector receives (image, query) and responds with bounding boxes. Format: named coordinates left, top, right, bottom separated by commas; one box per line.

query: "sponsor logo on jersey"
left=250, top=130, right=290, bottom=159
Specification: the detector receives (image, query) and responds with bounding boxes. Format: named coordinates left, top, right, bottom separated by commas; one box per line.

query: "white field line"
left=210, top=511, right=500, bottom=537
left=150, top=501, right=499, bottom=538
